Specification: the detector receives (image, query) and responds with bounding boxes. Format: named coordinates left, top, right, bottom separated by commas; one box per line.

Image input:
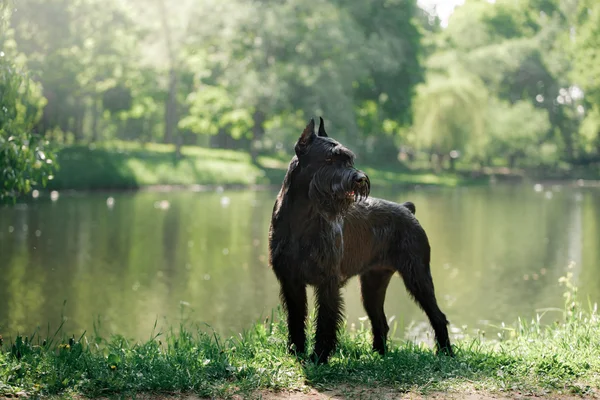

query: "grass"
left=46, top=141, right=271, bottom=191
left=42, top=141, right=487, bottom=192
left=1, top=273, right=599, bottom=399
left=363, top=165, right=488, bottom=187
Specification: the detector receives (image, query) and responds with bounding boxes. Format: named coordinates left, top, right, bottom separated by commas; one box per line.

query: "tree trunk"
left=509, top=154, right=517, bottom=169
left=165, top=68, right=179, bottom=156
left=211, top=128, right=231, bottom=149
left=430, top=152, right=442, bottom=173
left=449, top=155, right=456, bottom=172
left=36, top=88, right=55, bottom=136
left=60, top=104, right=70, bottom=143
left=562, top=128, right=574, bottom=160
left=91, top=97, right=99, bottom=142
left=479, top=158, right=486, bottom=172
left=75, top=99, right=85, bottom=143
left=250, top=109, right=265, bottom=164
left=157, top=0, right=179, bottom=157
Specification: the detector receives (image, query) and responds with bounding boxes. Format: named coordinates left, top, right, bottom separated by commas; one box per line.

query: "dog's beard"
left=351, top=180, right=370, bottom=202
left=308, top=169, right=370, bottom=216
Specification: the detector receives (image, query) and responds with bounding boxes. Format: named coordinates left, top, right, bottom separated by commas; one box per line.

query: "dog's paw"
left=308, top=352, right=328, bottom=365
left=437, top=345, right=455, bottom=357
left=372, top=339, right=387, bottom=356
left=287, top=344, right=306, bottom=358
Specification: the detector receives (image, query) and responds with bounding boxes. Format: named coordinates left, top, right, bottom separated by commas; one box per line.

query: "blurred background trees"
left=2, top=0, right=600, bottom=197
left=1, top=1, right=57, bottom=200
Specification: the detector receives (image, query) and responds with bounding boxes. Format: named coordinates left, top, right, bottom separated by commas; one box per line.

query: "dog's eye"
left=325, top=158, right=333, bottom=164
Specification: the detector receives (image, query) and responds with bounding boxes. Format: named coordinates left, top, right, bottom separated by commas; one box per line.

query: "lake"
left=1, top=183, right=599, bottom=345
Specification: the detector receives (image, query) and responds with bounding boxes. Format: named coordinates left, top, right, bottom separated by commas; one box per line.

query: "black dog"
left=268, top=118, right=453, bottom=364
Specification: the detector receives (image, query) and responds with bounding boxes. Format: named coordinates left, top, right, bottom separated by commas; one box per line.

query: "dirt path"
left=26, top=387, right=593, bottom=400
left=235, top=388, right=593, bottom=400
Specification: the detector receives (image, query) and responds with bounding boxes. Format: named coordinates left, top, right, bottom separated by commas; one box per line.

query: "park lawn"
left=362, top=165, right=486, bottom=187
left=46, top=141, right=270, bottom=190
left=1, top=274, right=599, bottom=399
left=43, top=141, right=484, bottom=192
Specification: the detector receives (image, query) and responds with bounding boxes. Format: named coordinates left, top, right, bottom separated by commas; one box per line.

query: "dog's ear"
left=318, top=117, right=327, bottom=137
left=295, top=118, right=316, bottom=154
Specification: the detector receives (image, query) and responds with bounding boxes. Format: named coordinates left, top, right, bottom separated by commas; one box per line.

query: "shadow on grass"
left=297, top=342, right=516, bottom=393
left=0, top=310, right=594, bottom=399
left=48, top=146, right=142, bottom=190
left=47, top=145, right=268, bottom=191
left=259, top=166, right=287, bottom=185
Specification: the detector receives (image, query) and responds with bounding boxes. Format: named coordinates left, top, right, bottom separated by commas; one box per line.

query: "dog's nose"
left=354, top=174, right=367, bottom=184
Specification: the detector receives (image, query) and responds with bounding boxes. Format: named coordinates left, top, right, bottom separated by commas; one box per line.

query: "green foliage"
left=3, top=0, right=427, bottom=164
left=0, top=7, right=57, bottom=200
left=571, top=1, right=600, bottom=156
left=484, top=99, right=553, bottom=167
left=443, top=1, right=499, bottom=51
left=415, top=0, right=591, bottom=171
left=464, top=37, right=551, bottom=102
left=46, top=142, right=269, bottom=190
left=2, top=0, right=600, bottom=185
left=573, top=2, right=600, bottom=105
left=42, top=141, right=476, bottom=191
left=9, top=0, right=145, bottom=142
left=579, top=105, right=600, bottom=154
left=340, top=0, right=424, bottom=126
left=183, top=0, right=424, bottom=155
left=179, top=85, right=253, bottom=139
left=411, top=69, right=488, bottom=156
left=1, top=276, right=599, bottom=398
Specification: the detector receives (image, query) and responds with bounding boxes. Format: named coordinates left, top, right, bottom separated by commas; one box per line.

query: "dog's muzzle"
left=348, top=171, right=370, bottom=201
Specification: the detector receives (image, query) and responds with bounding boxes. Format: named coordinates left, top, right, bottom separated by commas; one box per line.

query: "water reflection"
left=0, top=184, right=598, bottom=342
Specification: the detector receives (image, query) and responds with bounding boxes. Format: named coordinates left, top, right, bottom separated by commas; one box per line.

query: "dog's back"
left=340, top=197, right=430, bottom=279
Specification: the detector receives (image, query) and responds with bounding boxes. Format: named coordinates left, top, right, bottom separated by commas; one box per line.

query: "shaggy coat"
left=269, top=118, right=453, bottom=363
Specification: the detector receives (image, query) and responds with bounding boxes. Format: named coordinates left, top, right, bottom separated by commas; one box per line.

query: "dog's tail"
left=402, top=201, right=416, bottom=215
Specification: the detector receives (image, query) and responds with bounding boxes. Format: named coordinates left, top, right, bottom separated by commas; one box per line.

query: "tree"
left=411, top=67, right=488, bottom=170
left=338, top=0, right=424, bottom=126
left=182, top=0, right=425, bottom=161
left=1, top=4, right=57, bottom=200
left=421, top=0, right=581, bottom=169
left=9, top=0, right=142, bottom=143
left=571, top=0, right=600, bottom=158
left=156, top=0, right=180, bottom=156
left=484, top=99, right=552, bottom=168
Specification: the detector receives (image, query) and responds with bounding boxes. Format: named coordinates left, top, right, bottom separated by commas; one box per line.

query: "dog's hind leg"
left=312, top=280, right=344, bottom=364
left=396, top=257, right=454, bottom=357
left=278, top=277, right=308, bottom=355
left=360, top=269, right=394, bottom=355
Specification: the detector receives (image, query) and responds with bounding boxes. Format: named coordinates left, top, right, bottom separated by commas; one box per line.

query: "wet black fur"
left=268, top=117, right=453, bottom=364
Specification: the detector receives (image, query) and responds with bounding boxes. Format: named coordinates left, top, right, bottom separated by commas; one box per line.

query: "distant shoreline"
left=16, top=140, right=600, bottom=196
left=30, top=177, right=600, bottom=197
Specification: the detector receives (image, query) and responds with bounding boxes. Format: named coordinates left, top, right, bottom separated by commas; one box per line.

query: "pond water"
left=1, top=184, right=599, bottom=344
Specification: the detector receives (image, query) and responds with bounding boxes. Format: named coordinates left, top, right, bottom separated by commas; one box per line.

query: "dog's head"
left=292, top=117, right=370, bottom=215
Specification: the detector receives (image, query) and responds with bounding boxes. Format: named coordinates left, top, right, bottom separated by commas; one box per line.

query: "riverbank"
left=41, top=141, right=491, bottom=193
left=1, top=274, right=598, bottom=399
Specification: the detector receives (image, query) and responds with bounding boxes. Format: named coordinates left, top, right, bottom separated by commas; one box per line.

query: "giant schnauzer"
left=268, top=117, right=453, bottom=364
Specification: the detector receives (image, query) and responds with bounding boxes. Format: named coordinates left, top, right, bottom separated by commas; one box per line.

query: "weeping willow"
left=412, top=69, right=489, bottom=156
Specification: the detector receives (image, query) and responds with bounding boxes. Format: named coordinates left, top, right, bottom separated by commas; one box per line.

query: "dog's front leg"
left=312, top=279, right=343, bottom=364
left=278, top=277, right=308, bottom=355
